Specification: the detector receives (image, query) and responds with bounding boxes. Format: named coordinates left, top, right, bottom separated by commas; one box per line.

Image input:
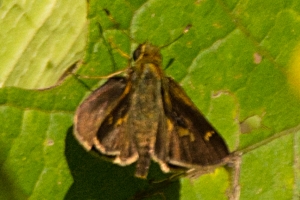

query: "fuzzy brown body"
left=128, top=64, right=164, bottom=177
left=74, top=43, right=229, bottom=178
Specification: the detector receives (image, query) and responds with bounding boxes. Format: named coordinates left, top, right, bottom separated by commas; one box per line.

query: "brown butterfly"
left=74, top=43, right=229, bottom=178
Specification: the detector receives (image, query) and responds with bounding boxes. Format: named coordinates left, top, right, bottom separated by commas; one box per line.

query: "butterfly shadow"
left=64, top=126, right=180, bottom=200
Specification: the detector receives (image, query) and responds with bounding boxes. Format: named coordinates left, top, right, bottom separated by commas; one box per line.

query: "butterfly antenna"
left=161, top=24, right=192, bottom=70
left=160, top=24, right=192, bottom=49
left=102, top=9, right=136, bottom=43
left=96, top=23, right=117, bottom=72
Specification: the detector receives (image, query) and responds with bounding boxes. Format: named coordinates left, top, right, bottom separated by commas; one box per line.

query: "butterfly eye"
left=133, top=45, right=142, bottom=61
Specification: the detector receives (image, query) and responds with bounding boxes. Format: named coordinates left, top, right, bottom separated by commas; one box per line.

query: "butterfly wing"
left=95, top=89, right=138, bottom=164
left=74, top=77, right=138, bottom=165
left=160, top=77, right=229, bottom=168
left=74, top=77, right=128, bottom=150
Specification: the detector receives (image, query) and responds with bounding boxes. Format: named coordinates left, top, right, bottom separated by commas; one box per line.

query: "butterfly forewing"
left=161, top=77, right=229, bottom=167
left=74, top=77, right=128, bottom=150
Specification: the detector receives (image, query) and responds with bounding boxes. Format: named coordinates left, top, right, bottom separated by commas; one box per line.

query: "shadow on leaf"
left=64, top=126, right=180, bottom=200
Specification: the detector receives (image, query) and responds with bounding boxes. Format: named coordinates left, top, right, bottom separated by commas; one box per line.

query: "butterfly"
left=74, top=43, right=229, bottom=178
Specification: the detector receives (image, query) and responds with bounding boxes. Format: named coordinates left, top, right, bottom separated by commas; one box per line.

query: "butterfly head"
left=133, top=43, right=162, bottom=65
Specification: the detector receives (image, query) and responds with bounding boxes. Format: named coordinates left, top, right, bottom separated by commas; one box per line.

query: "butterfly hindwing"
left=96, top=90, right=139, bottom=165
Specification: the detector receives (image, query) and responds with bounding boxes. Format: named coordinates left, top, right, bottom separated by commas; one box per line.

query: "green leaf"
left=1, top=0, right=300, bottom=199
left=0, top=0, right=87, bottom=89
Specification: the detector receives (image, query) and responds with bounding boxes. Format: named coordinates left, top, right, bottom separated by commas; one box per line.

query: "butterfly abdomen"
left=134, top=145, right=151, bottom=178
